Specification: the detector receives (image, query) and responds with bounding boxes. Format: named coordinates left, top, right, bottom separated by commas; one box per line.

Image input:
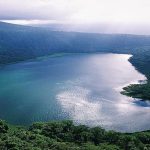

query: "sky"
left=0, top=0, right=150, bottom=34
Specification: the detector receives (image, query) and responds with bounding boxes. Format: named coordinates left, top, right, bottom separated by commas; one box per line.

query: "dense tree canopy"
left=0, top=120, right=150, bottom=150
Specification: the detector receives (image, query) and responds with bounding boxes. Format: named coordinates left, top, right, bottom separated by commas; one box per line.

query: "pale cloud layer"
left=1, top=0, right=150, bottom=34
left=0, top=0, right=150, bottom=24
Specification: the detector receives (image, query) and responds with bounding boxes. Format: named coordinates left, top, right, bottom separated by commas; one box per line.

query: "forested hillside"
left=0, top=120, right=150, bottom=150
left=0, top=21, right=150, bottom=64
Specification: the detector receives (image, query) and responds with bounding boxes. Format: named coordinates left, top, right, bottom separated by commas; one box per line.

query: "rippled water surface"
left=0, top=53, right=149, bottom=132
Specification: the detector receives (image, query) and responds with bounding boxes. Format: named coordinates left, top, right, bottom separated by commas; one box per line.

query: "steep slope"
left=1, top=21, right=150, bottom=64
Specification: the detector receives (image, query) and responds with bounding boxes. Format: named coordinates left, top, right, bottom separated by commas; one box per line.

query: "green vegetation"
left=122, top=46, right=150, bottom=101
left=1, top=21, right=150, bottom=65
left=0, top=120, right=150, bottom=150
left=121, top=83, right=150, bottom=100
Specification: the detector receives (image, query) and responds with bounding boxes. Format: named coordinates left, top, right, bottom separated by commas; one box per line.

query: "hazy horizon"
left=0, top=0, right=150, bottom=35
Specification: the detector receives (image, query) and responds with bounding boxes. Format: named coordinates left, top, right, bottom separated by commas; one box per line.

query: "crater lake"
left=0, top=53, right=149, bottom=132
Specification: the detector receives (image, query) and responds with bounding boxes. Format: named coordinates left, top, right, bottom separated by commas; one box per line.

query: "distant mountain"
left=0, top=21, right=35, bottom=31
left=1, top=21, right=150, bottom=64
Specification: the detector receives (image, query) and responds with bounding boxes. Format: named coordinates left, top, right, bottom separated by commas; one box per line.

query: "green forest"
left=0, top=120, right=150, bottom=150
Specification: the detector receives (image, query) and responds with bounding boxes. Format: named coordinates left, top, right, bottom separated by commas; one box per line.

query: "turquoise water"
left=0, top=53, right=149, bottom=132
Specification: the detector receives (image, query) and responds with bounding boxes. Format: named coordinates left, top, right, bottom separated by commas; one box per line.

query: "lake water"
left=0, top=53, right=149, bottom=132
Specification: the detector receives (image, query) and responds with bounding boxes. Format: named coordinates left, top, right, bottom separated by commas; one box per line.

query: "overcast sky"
left=0, top=0, right=150, bottom=34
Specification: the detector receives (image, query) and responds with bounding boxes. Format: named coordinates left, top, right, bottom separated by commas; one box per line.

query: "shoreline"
left=0, top=52, right=149, bottom=132
left=121, top=57, right=150, bottom=101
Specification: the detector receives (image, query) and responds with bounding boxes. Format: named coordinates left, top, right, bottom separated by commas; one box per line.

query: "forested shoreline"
left=121, top=47, right=150, bottom=101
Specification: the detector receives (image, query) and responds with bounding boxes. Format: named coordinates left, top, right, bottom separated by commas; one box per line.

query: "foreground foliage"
left=0, top=120, right=150, bottom=150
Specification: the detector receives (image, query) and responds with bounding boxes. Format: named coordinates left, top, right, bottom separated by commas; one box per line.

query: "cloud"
left=0, top=0, right=75, bottom=20
left=1, top=0, right=150, bottom=35
left=0, top=0, right=150, bottom=24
